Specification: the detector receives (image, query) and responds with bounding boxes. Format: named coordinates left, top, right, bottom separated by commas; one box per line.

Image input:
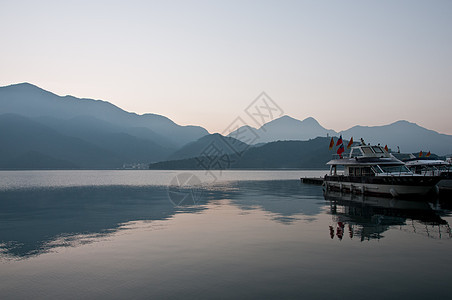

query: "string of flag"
left=328, top=136, right=390, bottom=158
left=329, top=137, right=432, bottom=159
left=419, top=151, right=431, bottom=158
left=329, top=135, right=346, bottom=157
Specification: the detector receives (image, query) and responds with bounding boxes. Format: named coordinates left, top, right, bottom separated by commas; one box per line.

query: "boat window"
left=379, top=164, right=410, bottom=173
left=361, top=147, right=373, bottom=154
left=439, top=165, right=451, bottom=172
left=330, top=165, right=337, bottom=176
left=412, top=166, right=423, bottom=174
left=372, top=166, right=383, bottom=173
left=372, top=146, right=384, bottom=153
left=362, top=167, right=373, bottom=176
left=355, top=168, right=361, bottom=176
left=350, top=148, right=362, bottom=157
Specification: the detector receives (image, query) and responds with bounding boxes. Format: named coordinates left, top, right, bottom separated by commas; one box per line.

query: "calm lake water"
left=0, top=170, right=451, bottom=299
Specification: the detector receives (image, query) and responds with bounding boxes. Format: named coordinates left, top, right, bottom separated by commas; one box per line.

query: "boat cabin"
left=328, top=145, right=411, bottom=176
left=349, top=145, right=391, bottom=159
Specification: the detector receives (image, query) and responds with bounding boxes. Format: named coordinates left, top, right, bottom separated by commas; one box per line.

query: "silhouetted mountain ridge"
left=228, top=115, right=452, bottom=155
left=168, top=133, right=250, bottom=161
left=1, top=82, right=451, bottom=169
left=342, top=120, right=452, bottom=155
left=0, top=83, right=208, bottom=147
left=228, top=115, right=337, bottom=144
left=150, top=137, right=334, bottom=170
left=0, top=83, right=212, bottom=169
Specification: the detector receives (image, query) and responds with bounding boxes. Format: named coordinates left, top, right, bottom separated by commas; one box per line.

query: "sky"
left=1, top=0, right=452, bottom=134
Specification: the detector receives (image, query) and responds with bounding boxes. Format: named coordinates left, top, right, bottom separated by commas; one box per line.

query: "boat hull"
left=324, top=175, right=441, bottom=197
left=438, top=179, right=452, bottom=196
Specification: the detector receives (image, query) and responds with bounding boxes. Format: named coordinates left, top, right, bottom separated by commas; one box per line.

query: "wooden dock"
left=300, top=177, right=324, bottom=185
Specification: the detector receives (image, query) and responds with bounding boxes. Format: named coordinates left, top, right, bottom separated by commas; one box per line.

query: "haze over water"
left=0, top=170, right=451, bottom=299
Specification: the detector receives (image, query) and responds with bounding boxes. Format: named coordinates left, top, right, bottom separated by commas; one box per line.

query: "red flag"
left=337, top=143, right=345, bottom=157
left=384, top=145, right=389, bottom=152
left=347, top=137, right=353, bottom=149
left=336, top=135, right=343, bottom=146
left=329, top=137, right=334, bottom=150
left=419, top=151, right=423, bottom=158
left=426, top=151, right=431, bottom=157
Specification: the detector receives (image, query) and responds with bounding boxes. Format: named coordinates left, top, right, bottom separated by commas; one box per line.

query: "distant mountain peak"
left=262, top=115, right=302, bottom=128
left=278, top=115, right=297, bottom=121
left=2, top=82, right=46, bottom=92
left=1, top=82, right=60, bottom=100
left=263, top=115, right=325, bottom=129
left=348, top=120, right=418, bottom=130
left=302, top=116, right=319, bottom=124
left=265, top=115, right=321, bottom=126
left=390, top=120, right=416, bottom=126
left=6, top=82, right=37, bottom=88
left=227, top=114, right=336, bottom=144
left=14, top=82, right=54, bottom=90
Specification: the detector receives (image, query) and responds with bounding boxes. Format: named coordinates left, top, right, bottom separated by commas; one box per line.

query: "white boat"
left=323, top=144, right=442, bottom=198
left=405, top=159, right=452, bottom=194
left=405, top=159, right=451, bottom=176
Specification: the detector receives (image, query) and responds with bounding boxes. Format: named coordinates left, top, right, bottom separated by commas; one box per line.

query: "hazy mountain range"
left=0, top=83, right=207, bottom=148
left=167, top=133, right=250, bottom=161
left=150, top=137, right=334, bottom=170
left=0, top=82, right=451, bottom=169
left=228, top=115, right=452, bottom=155
left=228, top=116, right=336, bottom=144
left=0, top=83, right=207, bottom=168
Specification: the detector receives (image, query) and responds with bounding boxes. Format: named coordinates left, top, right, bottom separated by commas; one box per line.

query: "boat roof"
left=327, top=157, right=403, bottom=166
left=391, top=152, right=416, bottom=161
left=327, top=145, right=404, bottom=166
left=405, top=159, right=449, bottom=167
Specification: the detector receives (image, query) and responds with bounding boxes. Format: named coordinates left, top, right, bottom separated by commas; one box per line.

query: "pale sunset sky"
left=1, top=0, right=451, bottom=134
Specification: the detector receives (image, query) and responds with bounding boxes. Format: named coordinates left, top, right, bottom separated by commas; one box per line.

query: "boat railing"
left=377, top=169, right=444, bottom=177
left=378, top=172, right=414, bottom=177
left=332, top=153, right=350, bottom=159
left=408, top=164, right=452, bottom=177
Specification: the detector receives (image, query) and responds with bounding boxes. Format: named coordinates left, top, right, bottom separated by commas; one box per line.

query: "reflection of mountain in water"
left=324, top=190, right=452, bottom=241
left=0, top=180, right=325, bottom=259
left=226, top=180, right=324, bottom=224
left=0, top=185, right=211, bottom=259
left=5, top=180, right=448, bottom=259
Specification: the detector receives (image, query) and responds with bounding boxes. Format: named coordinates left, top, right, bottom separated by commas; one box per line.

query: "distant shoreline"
left=0, top=168, right=330, bottom=171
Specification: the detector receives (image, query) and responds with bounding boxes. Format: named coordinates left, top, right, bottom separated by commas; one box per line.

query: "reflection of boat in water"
left=324, top=190, right=451, bottom=241
left=324, top=144, right=442, bottom=197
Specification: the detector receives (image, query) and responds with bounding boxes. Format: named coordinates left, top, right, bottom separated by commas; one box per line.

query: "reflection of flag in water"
left=336, top=135, right=343, bottom=146
left=384, top=145, right=389, bottom=152
left=337, top=143, right=345, bottom=157
left=329, top=137, right=334, bottom=150
left=419, top=151, right=423, bottom=157
left=347, top=137, right=353, bottom=149
left=426, top=151, right=431, bottom=157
